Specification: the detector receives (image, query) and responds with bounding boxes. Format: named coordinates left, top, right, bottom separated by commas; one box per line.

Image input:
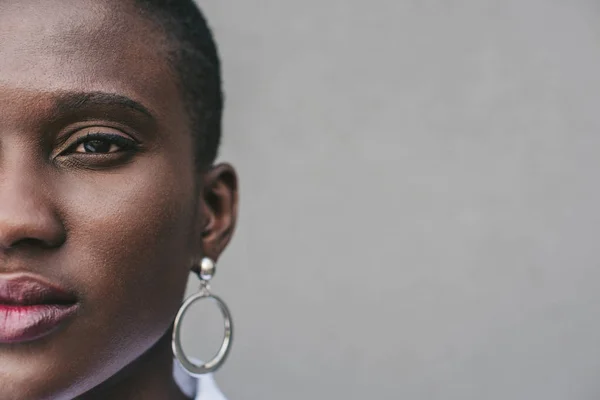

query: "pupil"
left=84, top=140, right=111, bottom=153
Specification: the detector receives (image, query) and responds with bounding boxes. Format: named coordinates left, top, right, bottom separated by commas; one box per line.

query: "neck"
left=76, top=330, right=188, bottom=400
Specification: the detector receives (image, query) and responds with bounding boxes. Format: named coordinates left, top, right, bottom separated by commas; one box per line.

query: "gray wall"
left=184, top=1, right=600, bottom=399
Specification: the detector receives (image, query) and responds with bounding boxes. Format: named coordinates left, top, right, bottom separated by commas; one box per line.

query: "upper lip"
left=0, top=275, right=77, bottom=306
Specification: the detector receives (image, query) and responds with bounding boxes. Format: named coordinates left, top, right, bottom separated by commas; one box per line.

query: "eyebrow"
left=54, top=91, right=156, bottom=121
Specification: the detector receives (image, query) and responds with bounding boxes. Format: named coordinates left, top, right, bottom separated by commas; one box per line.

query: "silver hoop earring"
left=172, top=257, right=233, bottom=376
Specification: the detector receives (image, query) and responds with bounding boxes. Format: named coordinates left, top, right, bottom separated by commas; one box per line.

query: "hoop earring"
left=172, top=257, right=233, bottom=377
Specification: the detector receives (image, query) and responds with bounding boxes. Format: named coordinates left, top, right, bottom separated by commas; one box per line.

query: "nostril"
left=12, top=238, right=44, bottom=248
left=8, top=237, right=63, bottom=250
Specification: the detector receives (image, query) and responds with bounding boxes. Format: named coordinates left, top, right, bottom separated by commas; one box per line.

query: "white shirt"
left=173, top=359, right=228, bottom=400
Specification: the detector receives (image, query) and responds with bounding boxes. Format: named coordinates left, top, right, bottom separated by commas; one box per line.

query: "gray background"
left=183, top=1, right=600, bottom=399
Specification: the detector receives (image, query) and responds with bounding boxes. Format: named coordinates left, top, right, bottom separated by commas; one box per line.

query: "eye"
left=67, top=133, right=137, bottom=155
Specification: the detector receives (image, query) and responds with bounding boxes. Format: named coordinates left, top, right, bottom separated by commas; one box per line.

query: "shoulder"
left=173, top=359, right=228, bottom=400
left=194, top=374, right=228, bottom=400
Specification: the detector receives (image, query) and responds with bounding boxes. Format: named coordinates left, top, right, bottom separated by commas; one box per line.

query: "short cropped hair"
left=135, top=0, right=223, bottom=168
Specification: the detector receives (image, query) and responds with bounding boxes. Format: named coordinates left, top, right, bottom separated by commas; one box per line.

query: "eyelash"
left=66, top=132, right=138, bottom=154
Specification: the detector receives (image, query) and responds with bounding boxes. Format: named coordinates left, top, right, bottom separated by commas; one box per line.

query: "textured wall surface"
left=184, top=1, right=600, bottom=399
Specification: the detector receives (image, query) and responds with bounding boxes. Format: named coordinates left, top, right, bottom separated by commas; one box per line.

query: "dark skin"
left=0, top=1, right=237, bottom=399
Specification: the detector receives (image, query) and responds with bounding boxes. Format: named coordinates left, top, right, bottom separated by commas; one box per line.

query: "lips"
left=0, top=276, right=78, bottom=343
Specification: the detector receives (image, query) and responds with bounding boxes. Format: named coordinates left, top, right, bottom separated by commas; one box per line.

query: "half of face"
left=0, top=0, right=237, bottom=398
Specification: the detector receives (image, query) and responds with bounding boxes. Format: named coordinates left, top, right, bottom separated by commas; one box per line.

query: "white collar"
left=172, top=359, right=228, bottom=400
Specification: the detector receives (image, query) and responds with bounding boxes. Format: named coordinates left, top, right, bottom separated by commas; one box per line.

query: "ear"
left=198, top=163, right=238, bottom=263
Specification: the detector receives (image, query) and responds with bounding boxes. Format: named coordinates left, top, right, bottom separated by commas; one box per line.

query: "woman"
left=0, top=0, right=237, bottom=399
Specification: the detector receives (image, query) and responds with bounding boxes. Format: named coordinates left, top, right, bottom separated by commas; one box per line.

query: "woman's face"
left=0, top=1, right=236, bottom=398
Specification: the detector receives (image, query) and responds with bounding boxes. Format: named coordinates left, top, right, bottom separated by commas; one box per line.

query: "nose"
left=0, top=170, right=65, bottom=251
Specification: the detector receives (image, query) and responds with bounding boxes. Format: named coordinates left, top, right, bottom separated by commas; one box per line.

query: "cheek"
left=55, top=159, right=196, bottom=366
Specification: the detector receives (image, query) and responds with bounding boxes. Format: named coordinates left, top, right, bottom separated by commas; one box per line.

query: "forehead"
left=0, top=0, right=182, bottom=122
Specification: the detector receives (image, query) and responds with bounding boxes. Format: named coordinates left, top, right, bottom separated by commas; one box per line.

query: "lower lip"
left=0, top=304, right=78, bottom=343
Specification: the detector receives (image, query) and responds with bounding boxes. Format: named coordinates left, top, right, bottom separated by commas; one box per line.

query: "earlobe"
left=199, top=163, right=238, bottom=262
